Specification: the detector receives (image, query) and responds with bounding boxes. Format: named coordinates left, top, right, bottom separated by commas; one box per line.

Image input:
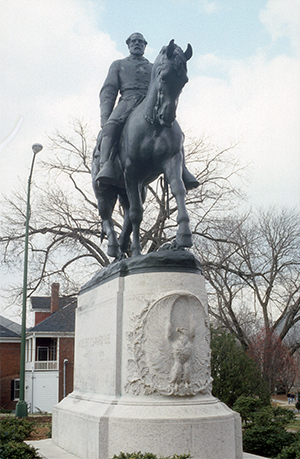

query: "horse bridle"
left=144, top=51, right=187, bottom=126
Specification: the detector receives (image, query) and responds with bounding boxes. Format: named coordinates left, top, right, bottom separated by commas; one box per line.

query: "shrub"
left=252, top=405, right=295, bottom=428
left=0, top=416, right=40, bottom=459
left=0, top=407, right=12, bottom=414
left=243, top=425, right=295, bottom=458
left=234, top=396, right=295, bottom=427
left=276, top=435, right=300, bottom=459
left=0, top=417, right=35, bottom=443
left=111, top=453, right=190, bottom=459
left=272, top=406, right=296, bottom=427
left=0, top=441, right=41, bottom=459
left=233, top=395, right=264, bottom=425
left=233, top=397, right=298, bottom=457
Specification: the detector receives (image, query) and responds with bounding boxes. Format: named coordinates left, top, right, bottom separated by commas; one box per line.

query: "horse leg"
left=95, top=186, right=121, bottom=258
left=118, top=190, right=132, bottom=255
left=125, top=175, right=143, bottom=257
left=164, top=159, right=192, bottom=248
left=102, top=218, right=121, bottom=258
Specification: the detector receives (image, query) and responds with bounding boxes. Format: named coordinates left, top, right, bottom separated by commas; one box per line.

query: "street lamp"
left=16, top=143, right=43, bottom=417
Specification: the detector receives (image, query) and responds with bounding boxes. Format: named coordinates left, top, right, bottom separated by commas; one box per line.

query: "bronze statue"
left=92, top=37, right=198, bottom=258
left=96, top=33, right=152, bottom=186
left=95, top=33, right=198, bottom=190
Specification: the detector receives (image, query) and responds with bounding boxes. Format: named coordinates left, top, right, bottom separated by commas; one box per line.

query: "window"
left=26, top=338, right=32, bottom=362
left=37, top=346, right=49, bottom=361
left=35, top=338, right=57, bottom=361
left=13, top=379, right=20, bottom=400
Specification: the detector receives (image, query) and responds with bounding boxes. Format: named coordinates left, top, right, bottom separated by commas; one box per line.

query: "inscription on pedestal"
left=78, top=334, right=111, bottom=348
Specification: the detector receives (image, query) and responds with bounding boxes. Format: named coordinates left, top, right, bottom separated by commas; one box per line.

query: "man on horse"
left=95, top=33, right=199, bottom=190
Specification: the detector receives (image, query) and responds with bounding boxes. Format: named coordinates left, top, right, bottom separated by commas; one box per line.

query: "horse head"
left=152, top=40, right=193, bottom=127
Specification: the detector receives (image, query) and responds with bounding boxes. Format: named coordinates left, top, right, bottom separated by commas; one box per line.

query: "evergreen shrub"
left=0, top=416, right=40, bottom=459
left=111, top=453, right=190, bottom=459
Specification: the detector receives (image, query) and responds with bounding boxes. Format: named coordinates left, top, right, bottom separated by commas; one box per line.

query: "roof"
left=28, top=298, right=77, bottom=333
left=30, top=296, right=77, bottom=311
left=0, top=316, right=21, bottom=339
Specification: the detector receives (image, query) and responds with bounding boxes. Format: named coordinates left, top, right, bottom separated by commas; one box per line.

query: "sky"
left=1, top=0, right=300, bottom=208
left=0, top=0, right=300, bottom=318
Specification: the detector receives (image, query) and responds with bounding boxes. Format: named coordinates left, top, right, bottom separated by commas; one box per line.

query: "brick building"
left=0, top=284, right=76, bottom=413
left=25, top=284, right=76, bottom=413
left=0, top=316, right=21, bottom=411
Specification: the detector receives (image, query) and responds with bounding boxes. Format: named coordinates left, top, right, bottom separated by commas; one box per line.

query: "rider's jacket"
left=100, top=55, right=153, bottom=127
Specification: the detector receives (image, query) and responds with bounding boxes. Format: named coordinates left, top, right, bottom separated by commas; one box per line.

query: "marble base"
left=53, top=252, right=242, bottom=459
left=53, top=393, right=242, bottom=459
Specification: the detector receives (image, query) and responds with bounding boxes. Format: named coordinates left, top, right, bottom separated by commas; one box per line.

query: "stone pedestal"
left=53, top=251, right=242, bottom=459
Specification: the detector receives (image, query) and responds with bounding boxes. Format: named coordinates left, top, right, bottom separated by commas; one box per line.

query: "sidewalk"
left=27, top=439, right=79, bottom=458
left=27, top=439, right=267, bottom=459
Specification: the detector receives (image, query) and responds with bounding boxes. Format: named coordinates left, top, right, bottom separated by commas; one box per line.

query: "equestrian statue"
left=92, top=33, right=199, bottom=259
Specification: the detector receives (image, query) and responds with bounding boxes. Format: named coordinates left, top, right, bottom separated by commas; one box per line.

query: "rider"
left=95, top=33, right=199, bottom=190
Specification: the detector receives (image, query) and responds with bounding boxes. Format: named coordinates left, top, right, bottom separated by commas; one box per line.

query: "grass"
left=26, top=415, right=52, bottom=440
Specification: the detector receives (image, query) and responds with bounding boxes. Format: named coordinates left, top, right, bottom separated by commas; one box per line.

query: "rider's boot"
left=182, top=166, right=199, bottom=190
left=95, top=135, right=117, bottom=186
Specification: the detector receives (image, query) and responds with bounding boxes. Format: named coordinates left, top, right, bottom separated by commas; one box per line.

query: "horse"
left=92, top=40, right=193, bottom=259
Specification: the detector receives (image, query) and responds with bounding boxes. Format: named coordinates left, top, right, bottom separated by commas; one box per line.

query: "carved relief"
left=125, top=292, right=212, bottom=396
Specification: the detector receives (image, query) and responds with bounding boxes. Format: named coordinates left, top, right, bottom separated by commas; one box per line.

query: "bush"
left=111, top=453, right=190, bottom=459
left=233, top=395, right=264, bottom=425
left=234, top=396, right=295, bottom=427
left=0, top=416, right=40, bottom=459
left=233, top=397, right=298, bottom=457
left=0, top=417, right=34, bottom=443
left=252, top=405, right=295, bottom=429
left=243, top=425, right=295, bottom=458
left=0, top=407, right=12, bottom=414
left=271, top=406, right=296, bottom=427
left=0, top=441, right=41, bottom=459
left=276, top=435, right=300, bottom=459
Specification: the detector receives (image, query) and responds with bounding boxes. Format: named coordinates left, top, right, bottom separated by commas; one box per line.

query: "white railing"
left=34, top=360, right=58, bottom=370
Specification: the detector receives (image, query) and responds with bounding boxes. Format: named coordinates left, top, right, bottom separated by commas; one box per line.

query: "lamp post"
left=16, top=143, right=43, bottom=417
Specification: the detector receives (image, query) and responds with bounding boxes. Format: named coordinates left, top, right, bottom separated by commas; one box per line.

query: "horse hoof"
left=107, top=245, right=121, bottom=258
left=131, top=247, right=142, bottom=257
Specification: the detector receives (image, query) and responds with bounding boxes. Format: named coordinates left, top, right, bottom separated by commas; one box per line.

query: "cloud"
left=259, top=0, right=300, bottom=54
left=0, top=0, right=121, bottom=196
left=179, top=50, right=300, bottom=207
left=0, top=0, right=299, bottom=210
left=198, top=0, right=219, bottom=14
left=0, top=0, right=300, bottom=321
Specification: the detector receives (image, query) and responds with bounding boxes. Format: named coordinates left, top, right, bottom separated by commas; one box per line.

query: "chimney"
left=51, top=283, right=60, bottom=314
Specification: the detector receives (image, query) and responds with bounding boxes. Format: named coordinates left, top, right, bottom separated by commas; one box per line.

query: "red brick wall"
left=0, top=342, right=21, bottom=411
left=58, top=338, right=74, bottom=401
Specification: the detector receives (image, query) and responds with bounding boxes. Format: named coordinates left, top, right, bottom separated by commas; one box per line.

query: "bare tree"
left=0, top=120, right=243, bottom=306
left=248, top=328, right=298, bottom=393
left=195, top=208, right=300, bottom=353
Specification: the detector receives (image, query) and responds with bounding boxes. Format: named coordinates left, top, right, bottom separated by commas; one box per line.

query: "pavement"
left=27, top=439, right=268, bottom=459
left=27, top=439, right=79, bottom=458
